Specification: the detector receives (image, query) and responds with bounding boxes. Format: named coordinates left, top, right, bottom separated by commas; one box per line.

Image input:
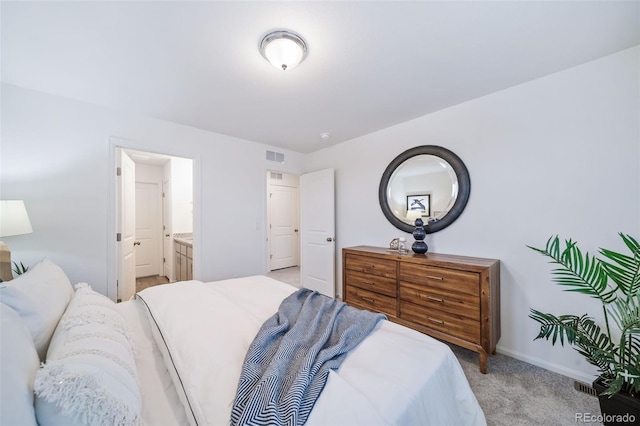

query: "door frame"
left=107, top=137, right=200, bottom=301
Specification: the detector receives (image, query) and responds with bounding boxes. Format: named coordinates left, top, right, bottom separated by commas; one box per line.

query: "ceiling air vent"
left=266, top=150, right=285, bottom=163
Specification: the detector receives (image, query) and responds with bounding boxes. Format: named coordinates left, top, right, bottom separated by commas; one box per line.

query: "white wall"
left=304, top=46, right=640, bottom=382
left=134, top=162, right=163, bottom=184
left=170, top=157, right=193, bottom=234
left=0, top=84, right=304, bottom=297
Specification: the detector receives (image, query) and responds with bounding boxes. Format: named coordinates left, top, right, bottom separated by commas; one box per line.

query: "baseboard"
left=496, top=346, right=596, bottom=384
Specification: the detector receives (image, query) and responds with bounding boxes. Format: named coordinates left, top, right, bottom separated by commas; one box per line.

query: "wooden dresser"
left=342, top=245, right=500, bottom=373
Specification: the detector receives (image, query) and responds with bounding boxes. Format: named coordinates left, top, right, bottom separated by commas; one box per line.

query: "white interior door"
left=268, top=175, right=299, bottom=271
left=135, top=182, right=161, bottom=278
left=300, top=168, right=335, bottom=297
left=117, top=149, right=136, bottom=302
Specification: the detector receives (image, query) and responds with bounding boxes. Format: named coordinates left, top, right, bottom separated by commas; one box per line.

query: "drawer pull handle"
left=423, top=295, right=443, bottom=303
left=427, top=317, right=444, bottom=325
left=361, top=297, right=375, bottom=303
left=426, top=275, right=444, bottom=281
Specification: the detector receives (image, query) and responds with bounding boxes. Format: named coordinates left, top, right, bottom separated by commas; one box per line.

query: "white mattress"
left=115, top=299, right=189, bottom=425
left=131, top=276, right=486, bottom=426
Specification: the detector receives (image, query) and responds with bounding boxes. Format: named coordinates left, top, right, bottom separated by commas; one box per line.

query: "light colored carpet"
left=452, top=345, right=602, bottom=426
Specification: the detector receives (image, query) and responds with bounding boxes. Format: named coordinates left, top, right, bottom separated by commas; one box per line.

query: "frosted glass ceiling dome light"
left=260, top=30, right=308, bottom=71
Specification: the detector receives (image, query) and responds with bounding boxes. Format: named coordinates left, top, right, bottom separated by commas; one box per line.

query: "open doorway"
left=266, top=171, right=300, bottom=287
left=265, top=168, right=336, bottom=296
left=115, top=147, right=194, bottom=301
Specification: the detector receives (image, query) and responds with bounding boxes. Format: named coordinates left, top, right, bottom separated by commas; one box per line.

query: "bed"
left=0, top=258, right=486, bottom=425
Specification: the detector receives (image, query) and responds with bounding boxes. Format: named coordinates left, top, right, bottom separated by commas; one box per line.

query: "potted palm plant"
left=528, top=233, right=639, bottom=424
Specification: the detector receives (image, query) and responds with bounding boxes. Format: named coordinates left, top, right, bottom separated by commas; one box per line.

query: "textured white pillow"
left=0, top=258, right=74, bottom=360
left=34, top=283, right=141, bottom=426
left=0, top=303, right=39, bottom=426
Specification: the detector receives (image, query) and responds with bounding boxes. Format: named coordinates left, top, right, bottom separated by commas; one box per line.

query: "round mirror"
left=378, top=145, right=470, bottom=234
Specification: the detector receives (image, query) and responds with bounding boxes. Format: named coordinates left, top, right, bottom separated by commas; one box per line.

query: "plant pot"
left=593, top=378, right=640, bottom=425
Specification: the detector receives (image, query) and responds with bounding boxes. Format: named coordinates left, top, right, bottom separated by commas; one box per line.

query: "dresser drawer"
left=346, top=285, right=396, bottom=317
left=400, top=263, right=479, bottom=297
left=400, top=300, right=480, bottom=344
left=399, top=281, right=479, bottom=320
left=345, top=254, right=396, bottom=279
left=345, top=270, right=396, bottom=297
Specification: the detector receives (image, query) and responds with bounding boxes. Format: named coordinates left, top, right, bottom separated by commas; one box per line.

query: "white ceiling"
left=2, top=1, right=639, bottom=154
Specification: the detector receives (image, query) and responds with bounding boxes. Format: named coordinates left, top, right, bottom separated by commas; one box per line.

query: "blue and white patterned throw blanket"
left=230, top=288, right=386, bottom=426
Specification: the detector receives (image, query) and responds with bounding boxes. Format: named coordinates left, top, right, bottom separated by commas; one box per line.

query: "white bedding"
left=129, top=276, right=485, bottom=426
left=115, top=298, right=189, bottom=426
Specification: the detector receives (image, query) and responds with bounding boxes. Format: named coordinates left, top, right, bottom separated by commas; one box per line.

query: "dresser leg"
left=478, top=351, right=487, bottom=374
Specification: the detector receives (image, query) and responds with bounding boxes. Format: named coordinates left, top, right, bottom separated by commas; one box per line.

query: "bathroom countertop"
left=174, top=238, right=192, bottom=247
left=173, top=233, right=193, bottom=247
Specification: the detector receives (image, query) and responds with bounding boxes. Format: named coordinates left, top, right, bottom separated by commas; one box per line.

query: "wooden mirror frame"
left=378, top=145, right=471, bottom=234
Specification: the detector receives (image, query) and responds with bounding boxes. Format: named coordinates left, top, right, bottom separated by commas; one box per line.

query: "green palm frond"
left=529, top=309, right=580, bottom=346
left=572, top=317, right=616, bottom=378
left=609, top=295, right=640, bottom=388
left=528, top=236, right=615, bottom=303
left=575, top=317, right=615, bottom=353
left=625, top=336, right=640, bottom=387
left=575, top=346, right=616, bottom=378
left=608, top=295, right=640, bottom=335
left=599, top=233, right=640, bottom=298
left=629, top=334, right=640, bottom=360
left=529, top=309, right=617, bottom=379
left=626, top=336, right=640, bottom=395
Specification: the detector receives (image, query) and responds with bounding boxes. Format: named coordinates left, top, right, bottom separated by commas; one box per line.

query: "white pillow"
left=0, top=258, right=74, bottom=360
left=34, top=283, right=142, bottom=426
left=0, top=303, right=39, bottom=426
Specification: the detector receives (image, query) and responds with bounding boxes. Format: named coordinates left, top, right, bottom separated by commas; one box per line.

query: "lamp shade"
left=0, top=200, right=33, bottom=237
left=260, top=30, right=308, bottom=71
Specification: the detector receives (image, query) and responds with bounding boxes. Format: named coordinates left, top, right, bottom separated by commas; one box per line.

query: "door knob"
left=326, top=237, right=333, bottom=242
left=134, top=241, right=141, bottom=246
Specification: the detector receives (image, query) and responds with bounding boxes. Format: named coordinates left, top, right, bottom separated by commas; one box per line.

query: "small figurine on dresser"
left=390, top=237, right=409, bottom=254
left=389, top=237, right=399, bottom=250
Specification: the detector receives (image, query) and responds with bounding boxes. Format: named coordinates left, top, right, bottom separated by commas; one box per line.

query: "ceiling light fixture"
left=259, top=30, right=308, bottom=71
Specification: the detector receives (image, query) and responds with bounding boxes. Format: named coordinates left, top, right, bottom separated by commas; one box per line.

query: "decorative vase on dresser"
left=342, top=245, right=500, bottom=373
left=411, top=218, right=428, bottom=254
